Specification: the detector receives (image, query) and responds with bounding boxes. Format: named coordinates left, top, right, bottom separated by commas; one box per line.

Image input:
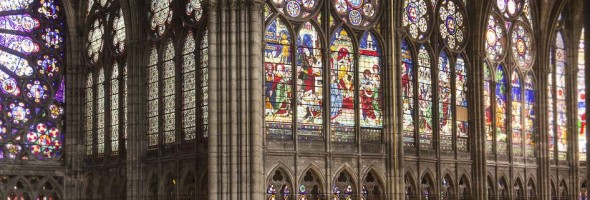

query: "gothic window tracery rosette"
left=331, top=0, right=381, bottom=29
left=148, top=0, right=173, bottom=38
left=0, top=0, right=65, bottom=161
left=184, top=0, right=204, bottom=25
left=269, top=0, right=322, bottom=21
left=510, top=20, right=534, bottom=71
left=437, top=0, right=467, bottom=51
left=485, top=13, right=507, bottom=62
left=402, top=0, right=432, bottom=42
left=85, top=16, right=105, bottom=65
left=495, top=0, right=522, bottom=19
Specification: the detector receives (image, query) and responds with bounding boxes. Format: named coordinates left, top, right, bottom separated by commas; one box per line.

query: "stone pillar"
left=465, top=0, right=487, bottom=199
left=388, top=0, right=403, bottom=198
left=63, top=0, right=85, bottom=199
left=207, top=0, right=265, bottom=199
left=125, top=0, right=147, bottom=199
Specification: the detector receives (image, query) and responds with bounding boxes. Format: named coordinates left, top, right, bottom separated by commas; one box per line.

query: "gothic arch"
left=528, top=177, right=537, bottom=199
left=560, top=179, right=569, bottom=199
left=298, top=167, right=324, bottom=200
left=458, top=174, right=471, bottom=200
left=266, top=166, right=294, bottom=200
left=441, top=173, right=456, bottom=200
left=267, top=162, right=296, bottom=182
left=514, top=177, right=525, bottom=200
left=487, top=175, right=496, bottom=200
left=421, top=172, right=435, bottom=200
left=498, top=176, right=509, bottom=199
left=147, top=170, right=160, bottom=200
left=180, top=167, right=198, bottom=199
left=361, top=168, right=385, bottom=200
left=162, top=171, right=178, bottom=199
left=404, top=171, right=417, bottom=200
left=6, top=176, right=33, bottom=200
left=333, top=167, right=358, bottom=199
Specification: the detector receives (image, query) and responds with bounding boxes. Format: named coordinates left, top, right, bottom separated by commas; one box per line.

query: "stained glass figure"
left=183, top=34, right=197, bottom=141
left=265, top=17, right=293, bottom=138
left=511, top=21, right=534, bottom=70
left=149, top=0, right=173, bottom=37
left=163, top=41, right=176, bottom=144
left=496, top=0, right=522, bottom=19
left=438, top=50, right=452, bottom=150
left=522, top=0, right=532, bottom=27
left=201, top=30, right=209, bottom=138
left=330, top=27, right=355, bottom=142
left=270, top=0, right=320, bottom=19
left=485, top=14, right=506, bottom=61
left=147, top=48, right=159, bottom=147
left=511, top=71, right=522, bottom=156
left=524, top=73, right=535, bottom=157
left=495, top=65, right=507, bottom=155
left=359, top=32, right=382, bottom=142
left=456, top=55, right=469, bottom=151
left=579, top=29, right=586, bottom=161
left=401, top=40, right=415, bottom=146
left=110, top=63, right=119, bottom=154
left=438, top=0, right=466, bottom=50
left=296, top=22, right=323, bottom=139
left=417, top=45, right=432, bottom=149
left=554, top=32, right=568, bottom=160
left=332, top=0, right=380, bottom=27
left=403, top=0, right=431, bottom=41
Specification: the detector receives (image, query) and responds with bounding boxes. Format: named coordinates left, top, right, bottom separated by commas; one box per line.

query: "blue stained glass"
left=0, top=0, right=65, bottom=161
left=330, top=27, right=355, bottom=142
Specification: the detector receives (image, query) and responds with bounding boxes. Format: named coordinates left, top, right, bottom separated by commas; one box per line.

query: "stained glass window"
left=438, top=0, right=466, bottom=50
left=417, top=45, right=432, bottom=149
left=148, top=0, right=173, bottom=37
left=96, top=68, right=105, bottom=155
left=358, top=32, right=382, bottom=142
left=112, top=8, right=125, bottom=54
left=87, top=18, right=104, bottom=64
left=122, top=64, right=128, bottom=149
left=183, top=33, right=197, bottom=141
left=147, top=48, right=159, bottom=147
left=554, top=32, right=567, bottom=160
left=524, top=73, right=535, bottom=157
left=296, top=22, right=323, bottom=139
left=511, top=71, right=522, bottom=156
left=330, top=27, right=355, bottom=142
left=438, top=51, right=452, bottom=150
left=264, top=17, right=293, bottom=139
left=496, top=0, right=522, bottom=18
left=200, top=30, right=209, bottom=138
left=163, top=41, right=176, bottom=144
left=401, top=40, right=415, bottom=146
left=186, top=0, right=203, bottom=24
left=332, top=0, right=380, bottom=27
left=579, top=29, right=586, bottom=161
left=511, top=21, right=533, bottom=70
left=548, top=56, right=555, bottom=159
left=110, top=63, right=119, bottom=154
left=264, top=0, right=383, bottom=143
left=85, top=74, right=94, bottom=156
left=456, top=55, right=469, bottom=151
left=495, top=65, right=507, bottom=156
left=402, top=0, right=431, bottom=41
left=484, top=63, right=493, bottom=153
left=485, top=14, right=505, bottom=61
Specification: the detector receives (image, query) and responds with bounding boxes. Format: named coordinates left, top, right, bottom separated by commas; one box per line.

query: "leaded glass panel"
left=330, top=27, right=355, bottom=142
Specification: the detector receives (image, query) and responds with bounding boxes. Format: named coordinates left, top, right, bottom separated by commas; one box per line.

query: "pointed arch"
left=456, top=54, right=469, bottom=151
left=495, top=64, right=509, bottom=156
left=484, top=61, right=494, bottom=153
left=514, top=177, right=525, bottom=200
left=421, top=172, right=435, bottom=199
left=362, top=169, right=385, bottom=200
left=527, top=177, right=537, bottom=200
left=401, top=38, right=416, bottom=147
left=417, top=44, right=434, bottom=149
left=498, top=176, right=508, bottom=199
left=6, top=177, right=32, bottom=200
left=438, top=49, right=453, bottom=151
left=441, top=173, right=456, bottom=200
left=549, top=29, right=568, bottom=160
left=524, top=72, right=536, bottom=157
left=358, top=30, right=384, bottom=139
left=487, top=175, right=496, bottom=200
left=333, top=168, right=357, bottom=199
left=147, top=171, right=160, bottom=200
left=162, top=171, right=177, bottom=199
left=266, top=166, right=294, bottom=200
left=299, top=166, right=324, bottom=200
left=559, top=179, right=569, bottom=199
left=551, top=180, right=557, bottom=200
left=330, top=26, right=357, bottom=142
left=458, top=174, right=471, bottom=200
left=180, top=169, right=197, bottom=200
left=404, top=171, right=417, bottom=200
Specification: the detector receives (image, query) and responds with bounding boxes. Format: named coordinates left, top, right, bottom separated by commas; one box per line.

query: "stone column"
left=124, top=0, right=148, bottom=199
left=207, top=0, right=265, bottom=199
left=63, top=0, right=85, bottom=199
left=465, top=0, right=487, bottom=199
